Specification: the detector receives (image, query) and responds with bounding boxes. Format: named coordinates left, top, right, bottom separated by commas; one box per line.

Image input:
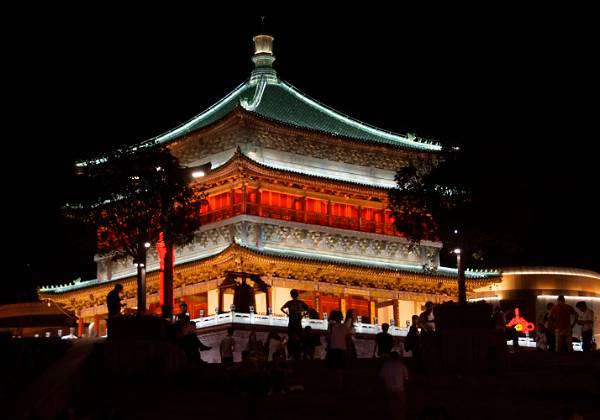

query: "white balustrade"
left=191, top=311, right=409, bottom=337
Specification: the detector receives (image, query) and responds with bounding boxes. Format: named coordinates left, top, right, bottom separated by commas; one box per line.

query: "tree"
left=389, top=142, right=530, bottom=303
left=65, top=146, right=205, bottom=316
left=388, top=147, right=479, bottom=303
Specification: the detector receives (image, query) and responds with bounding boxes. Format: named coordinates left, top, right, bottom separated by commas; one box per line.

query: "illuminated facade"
left=41, top=34, right=506, bottom=336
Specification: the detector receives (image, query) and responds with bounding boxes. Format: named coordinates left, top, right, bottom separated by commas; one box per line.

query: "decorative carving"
left=324, top=235, right=340, bottom=249
left=371, top=240, right=386, bottom=255
left=262, top=224, right=276, bottom=241
left=292, top=228, right=307, bottom=242
left=208, top=229, right=221, bottom=245
left=387, top=242, right=399, bottom=256
left=168, top=113, right=417, bottom=173
left=358, top=238, right=371, bottom=253
left=340, top=236, right=357, bottom=252
left=195, top=232, right=208, bottom=247
left=309, top=231, right=325, bottom=247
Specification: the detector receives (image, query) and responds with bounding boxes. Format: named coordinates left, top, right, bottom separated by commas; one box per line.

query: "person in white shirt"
left=576, top=301, right=594, bottom=352
left=61, top=327, right=79, bottom=340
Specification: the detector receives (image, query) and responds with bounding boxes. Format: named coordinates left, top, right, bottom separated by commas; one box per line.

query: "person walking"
left=549, top=295, right=578, bottom=352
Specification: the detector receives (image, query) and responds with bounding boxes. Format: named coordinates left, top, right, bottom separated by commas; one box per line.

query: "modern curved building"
left=473, top=267, right=600, bottom=342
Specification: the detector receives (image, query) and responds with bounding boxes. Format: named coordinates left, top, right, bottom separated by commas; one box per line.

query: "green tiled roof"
left=146, top=79, right=441, bottom=152
left=40, top=242, right=499, bottom=294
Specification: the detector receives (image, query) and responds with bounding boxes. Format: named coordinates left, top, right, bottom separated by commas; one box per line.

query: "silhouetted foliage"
left=389, top=148, right=469, bottom=244
left=388, top=146, right=525, bottom=269
left=64, top=147, right=205, bottom=313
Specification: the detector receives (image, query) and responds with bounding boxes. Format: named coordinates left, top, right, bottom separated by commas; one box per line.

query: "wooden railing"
left=200, top=203, right=399, bottom=236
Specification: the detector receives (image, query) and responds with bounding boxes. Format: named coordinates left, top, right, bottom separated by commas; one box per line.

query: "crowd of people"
left=494, top=295, right=596, bottom=353
left=96, top=287, right=596, bottom=418
left=106, top=284, right=595, bottom=360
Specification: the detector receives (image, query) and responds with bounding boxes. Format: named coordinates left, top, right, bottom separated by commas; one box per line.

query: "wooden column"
left=93, top=314, right=101, bottom=337
left=302, top=195, right=307, bottom=224
left=266, top=286, right=273, bottom=313
left=393, top=300, right=400, bottom=327
left=77, top=317, right=84, bottom=337
left=256, top=188, right=262, bottom=217
left=357, top=205, right=362, bottom=230
left=218, top=287, right=224, bottom=314
left=369, top=300, right=377, bottom=325
left=339, top=295, right=347, bottom=317
left=241, top=183, right=247, bottom=214
left=313, top=291, right=321, bottom=315
left=230, top=188, right=236, bottom=215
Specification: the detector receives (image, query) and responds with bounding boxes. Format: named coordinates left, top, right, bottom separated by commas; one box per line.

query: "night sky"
left=5, top=9, right=598, bottom=298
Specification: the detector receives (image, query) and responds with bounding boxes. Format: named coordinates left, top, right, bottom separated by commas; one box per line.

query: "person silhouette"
left=220, top=327, right=236, bottom=364
left=106, top=284, right=124, bottom=319
left=281, top=289, right=308, bottom=360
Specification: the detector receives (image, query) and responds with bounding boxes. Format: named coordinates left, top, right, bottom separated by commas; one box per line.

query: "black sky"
left=5, top=8, right=599, bottom=296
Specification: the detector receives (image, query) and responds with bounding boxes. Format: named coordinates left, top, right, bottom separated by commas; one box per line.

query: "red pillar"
left=93, top=314, right=101, bottom=337
left=266, top=287, right=273, bottom=313
left=157, top=232, right=176, bottom=318
left=157, top=233, right=166, bottom=307
left=241, top=184, right=247, bottom=214
left=77, top=317, right=84, bottom=337
left=339, top=295, right=347, bottom=317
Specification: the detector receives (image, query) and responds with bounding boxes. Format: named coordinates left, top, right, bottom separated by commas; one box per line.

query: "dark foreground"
left=5, top=339, right=600, bottom=420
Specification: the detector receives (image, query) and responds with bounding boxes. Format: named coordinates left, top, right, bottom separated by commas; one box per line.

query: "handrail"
left=191, top=311, right=409, bottom=336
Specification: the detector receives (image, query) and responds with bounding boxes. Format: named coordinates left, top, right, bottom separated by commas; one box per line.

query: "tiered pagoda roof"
left=41, top=243, right=500, bottom=313
left=77, top=35, right=440, bottom=169
left=142, top=81, right=441, bottom=151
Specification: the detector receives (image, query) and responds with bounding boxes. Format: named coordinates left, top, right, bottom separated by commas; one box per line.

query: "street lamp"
left=453, top=248, right=466, bottom=304
left=134, top=241, right=152, bottom=315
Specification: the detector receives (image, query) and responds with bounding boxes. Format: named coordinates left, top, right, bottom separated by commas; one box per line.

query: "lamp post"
left=134, top=241, right=151, bottom=315
left=454, top=248, right=466, bottom=304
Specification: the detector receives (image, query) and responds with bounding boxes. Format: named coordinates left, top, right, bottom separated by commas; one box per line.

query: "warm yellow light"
left=453, top=248, right=461, bottom=254
left=503, top=270, right=600, bottom=280
left=144, top=242, right=151, bottom=248
left=253, top=34, right=274, bottom=55
left=537, top=295, right=600, bottom=301
left=192, top=170, right=205, bottom=178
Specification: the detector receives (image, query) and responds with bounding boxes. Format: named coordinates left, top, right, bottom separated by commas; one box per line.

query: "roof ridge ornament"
left=241, top=76, right=268, bottom=111
left=250, top=34, right=278, bottom=84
